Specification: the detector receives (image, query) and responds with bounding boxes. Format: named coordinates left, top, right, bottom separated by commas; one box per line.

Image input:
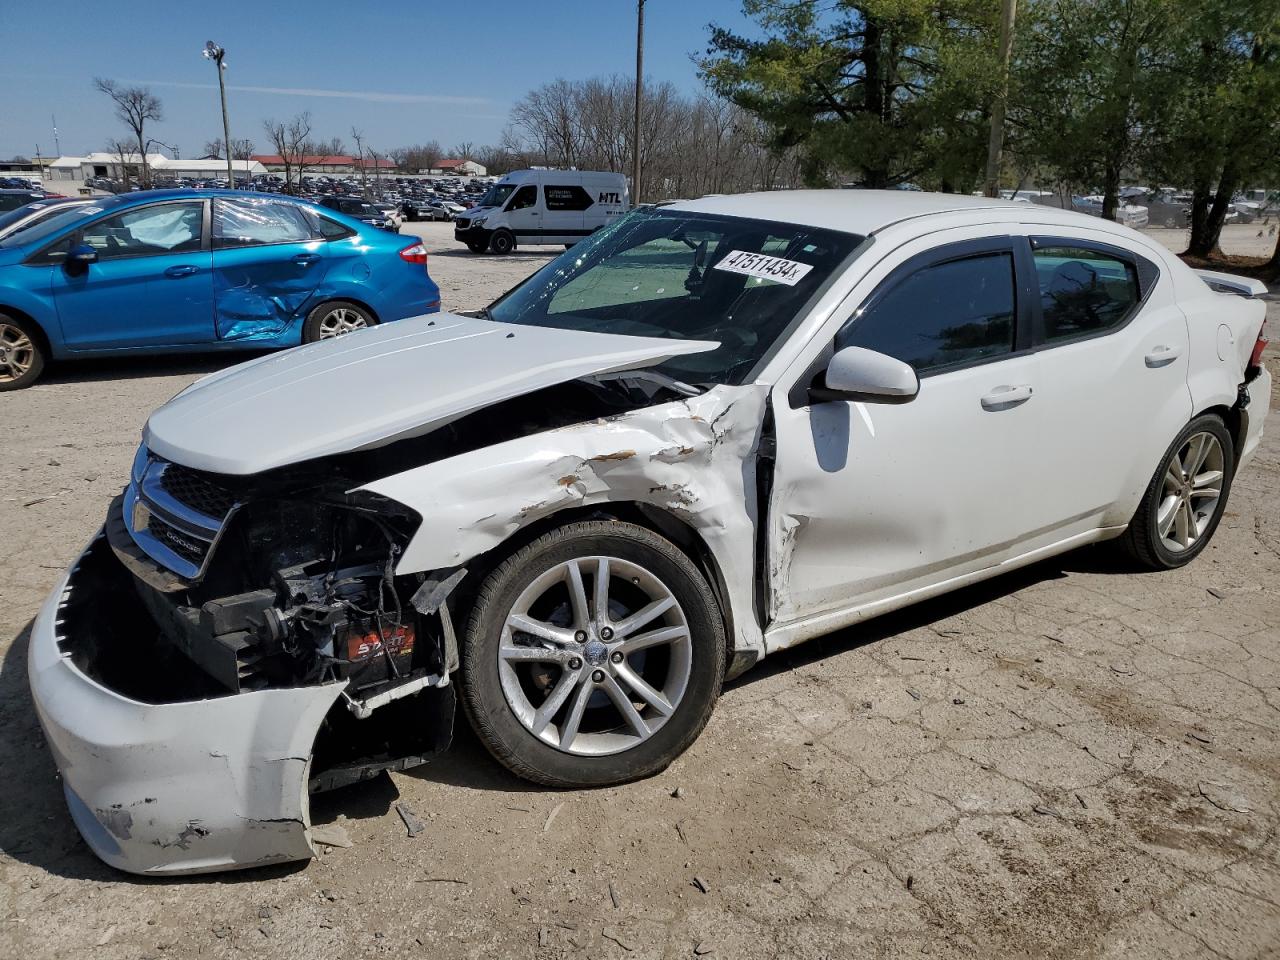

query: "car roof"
left=670, top=189, right=1095, bottom=238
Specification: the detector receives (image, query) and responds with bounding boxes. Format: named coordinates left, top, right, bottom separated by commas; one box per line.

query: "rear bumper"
left=28, top=534, right=346, bottom=875
left=1239, top=364, right=1272, bottom=472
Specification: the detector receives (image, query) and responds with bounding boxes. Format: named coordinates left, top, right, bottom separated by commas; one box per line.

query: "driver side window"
left=837, top=253, right=1016, bottom=374
left=80, top=202, right=204, bottom=260
left=506, top=185, right=538, bottom=211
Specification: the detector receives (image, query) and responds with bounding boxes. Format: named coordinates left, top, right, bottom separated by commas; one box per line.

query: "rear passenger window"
left=315, top=215, right=354, bottom=240
left=1033, top=245, right=1139, bottom=341
left=838, top=253, right=1016, bottom=373
left=545, top=185, right=594, bottom=211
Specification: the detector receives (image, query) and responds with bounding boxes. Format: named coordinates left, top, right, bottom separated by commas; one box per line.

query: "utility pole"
left=352, top=128, right=367, bottom=197
left=203, top=42, right=235, bottom=188
left=633, top=0, right=645, bottom=205
left=983, top=0, right=1017, bottom=198
left=51, top=116, right=60, bottom=156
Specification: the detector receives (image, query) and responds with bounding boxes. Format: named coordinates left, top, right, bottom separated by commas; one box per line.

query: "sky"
left=0, top=0, right=759, bottom=162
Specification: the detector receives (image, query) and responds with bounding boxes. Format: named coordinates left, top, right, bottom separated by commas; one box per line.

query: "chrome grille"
left=125, top=452, right=240, bottom=581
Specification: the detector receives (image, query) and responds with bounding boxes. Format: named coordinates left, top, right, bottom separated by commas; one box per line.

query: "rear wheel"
left=1120, top=415, right=1235, bottom=569
left=302, top=300, right=376, bottom=343
left=461, top=521, right=726, bottom=787
left=489, top=229, right=515, bottom=255
left=0, top=314, right=46, bottom=391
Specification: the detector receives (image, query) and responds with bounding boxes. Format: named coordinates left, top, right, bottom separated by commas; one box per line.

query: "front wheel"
left=461, top=521, right=726, bottom=787
left=488, top=229, right=515, bottom=255
left=302, top=300, right=376, bottom=343
left=1119, top=414, right=1235, bottom=569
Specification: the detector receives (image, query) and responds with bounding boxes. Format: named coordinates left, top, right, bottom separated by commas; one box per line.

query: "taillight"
left=1249, top=331, right=1269, bottom=370
left=399, top=242, right=428, bottom=265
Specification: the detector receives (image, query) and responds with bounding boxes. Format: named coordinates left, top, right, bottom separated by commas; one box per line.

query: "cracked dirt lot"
left=1, top=222, right=1278, bottom=959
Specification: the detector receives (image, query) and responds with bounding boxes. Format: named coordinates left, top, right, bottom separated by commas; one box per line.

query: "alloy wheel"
left=0, top=322, right=36, bottom=383
left=317, top=306, right=368, bottom=339
left=497, top=556, right=692, bottom=756
left=1157, top=431, right=1225, bottom=553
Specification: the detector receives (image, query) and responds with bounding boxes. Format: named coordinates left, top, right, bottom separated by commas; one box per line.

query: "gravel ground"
left=1, top=220, right=1278, bottom=959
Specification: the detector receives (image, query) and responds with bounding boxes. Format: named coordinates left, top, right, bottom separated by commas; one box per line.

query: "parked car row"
left=0, top=189, right=439, bottom=390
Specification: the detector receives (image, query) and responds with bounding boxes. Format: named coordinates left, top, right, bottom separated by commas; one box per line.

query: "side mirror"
left=812, top=346, right=919, bottom=404
left=64, top=243, right=98, bottom=275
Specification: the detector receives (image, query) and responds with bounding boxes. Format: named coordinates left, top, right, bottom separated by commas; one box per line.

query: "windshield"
left=0, top=202, right=103, bottom=249
left=487, top=208, right=863, bottom=386
left=477, top=183, right=516, bottom=209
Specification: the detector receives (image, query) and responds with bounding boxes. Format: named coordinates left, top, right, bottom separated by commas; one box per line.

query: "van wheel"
left=303, top=300, right=377, bottom=343
left=460, top=521, right=726, bottom=788
left=489, top=230, right=515, bottom=255
left=1119, top=414, right=1235, bottom=569
left=0, top=314, right=46, bottom=391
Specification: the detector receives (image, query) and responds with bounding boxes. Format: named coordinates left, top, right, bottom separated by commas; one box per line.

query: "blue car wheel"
left=0, top=313, right=45, bottom=391
left=302, top=300, right=377, bottom=344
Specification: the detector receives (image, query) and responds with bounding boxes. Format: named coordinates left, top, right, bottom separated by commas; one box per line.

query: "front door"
left=52, top=200, right=212, bottom=350
left=503, top=184, right=541, bottom=239
left=211, top=197, right=328, bottom=340
left=767, top=237, right=1043, bottom=634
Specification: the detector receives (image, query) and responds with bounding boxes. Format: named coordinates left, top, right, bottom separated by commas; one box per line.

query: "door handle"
left=980, top=384, right=1034, bottom=411
left=292, top=253, right=321, bottom=265
left=1144, top=344, right=1183, bottom=367
left=163, top=264, right=199, bottom=278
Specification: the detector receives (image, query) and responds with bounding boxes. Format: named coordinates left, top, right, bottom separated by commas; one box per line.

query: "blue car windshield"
left=0, top=203, right=104, bottom=249
left=487, top=208, right=863, bottom=386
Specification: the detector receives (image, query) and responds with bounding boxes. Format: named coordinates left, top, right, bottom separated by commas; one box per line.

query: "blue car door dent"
left=211, top=198, right=330, bottom=341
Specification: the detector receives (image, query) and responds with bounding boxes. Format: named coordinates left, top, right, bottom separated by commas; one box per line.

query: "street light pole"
left=203, top=41, right=235, bottom=188
left=633, top=0, right=645, bottom=206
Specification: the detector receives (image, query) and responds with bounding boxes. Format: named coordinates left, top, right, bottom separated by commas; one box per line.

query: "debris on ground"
left=396, top=802, right=427, bottom=838
left=608, top=881, right=622, bottom=909
left=602, top=928, right=635, bottom=951
left=310, top=823, right=353, bottom=848
left=543, top=801, right=565, bottom=833
left=691, top=876, right=709, bottom=893
left=1033, top=804, right=1062, bottom=818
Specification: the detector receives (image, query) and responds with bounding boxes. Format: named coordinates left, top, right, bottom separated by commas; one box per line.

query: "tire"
left=1119, top=414, right=1235, bottom=569
left=0, top=313, right=46, bottom=391
left=461, top=520, right=726, bottom=788
left=489, top=229, right=515, bottom=255
left=466, top=241, right=488, bottom=254
left=302, top=300, right=377, bottom=344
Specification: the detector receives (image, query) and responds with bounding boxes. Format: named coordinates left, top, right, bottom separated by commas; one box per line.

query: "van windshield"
left=487, top=208, right=864, bottom=386
left=478, top=184, right=516, bottom=209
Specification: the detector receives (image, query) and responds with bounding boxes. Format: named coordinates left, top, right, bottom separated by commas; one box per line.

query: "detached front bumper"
left=28, top=533, right=346, bottom=875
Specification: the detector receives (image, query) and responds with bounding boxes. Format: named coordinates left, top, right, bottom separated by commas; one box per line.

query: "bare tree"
left=351, top=127, right=368, bottom=195
left=93, top=78, right=163, bottom=187
left=451, top=141, right=476, bottom=161
left=104, top=137, right=136, bottom=192
left=204, top=138, right=254, bottom=160
left=263, top=112, right=312, bottom=193
left=390, top=141, right=444, bottom=173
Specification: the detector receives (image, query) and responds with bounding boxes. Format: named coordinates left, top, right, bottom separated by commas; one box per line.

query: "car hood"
left=143, top=313, right=717, bottom=476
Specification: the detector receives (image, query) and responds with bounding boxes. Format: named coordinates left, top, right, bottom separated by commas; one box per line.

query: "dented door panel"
left=212, top=240, right=329, bottom=341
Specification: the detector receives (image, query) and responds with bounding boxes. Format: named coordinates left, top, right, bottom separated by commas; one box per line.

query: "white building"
left=47, top=153, right=266, bottom=183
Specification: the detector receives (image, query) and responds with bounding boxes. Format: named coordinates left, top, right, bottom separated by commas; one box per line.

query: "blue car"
left=0, top=190, right=440, bottom=390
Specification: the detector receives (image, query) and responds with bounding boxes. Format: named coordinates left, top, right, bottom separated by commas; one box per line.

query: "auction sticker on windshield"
left=713, top=250, right=814, bottom=286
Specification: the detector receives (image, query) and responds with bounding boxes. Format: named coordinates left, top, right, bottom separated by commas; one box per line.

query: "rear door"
left=51, top=199, right=213, bottom=350
left=1015, top=234, right=1191, bottom=547
left=211, top=196, right=328, bottom=340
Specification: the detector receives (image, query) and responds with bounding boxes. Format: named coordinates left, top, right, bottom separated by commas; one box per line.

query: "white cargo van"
left=453, top=169, right=629, bottom=254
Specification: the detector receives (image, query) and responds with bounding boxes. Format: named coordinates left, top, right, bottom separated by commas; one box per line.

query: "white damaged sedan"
left=29, top=191, right=1271, bottom=874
